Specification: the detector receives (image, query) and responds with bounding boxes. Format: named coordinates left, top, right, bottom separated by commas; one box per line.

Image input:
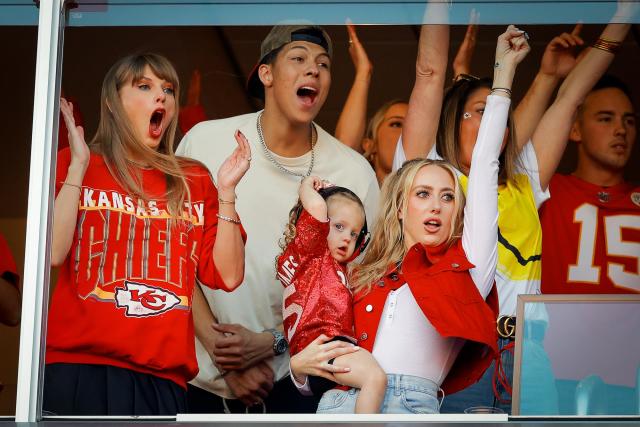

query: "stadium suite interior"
left=0, top=23, right=638, bottom=414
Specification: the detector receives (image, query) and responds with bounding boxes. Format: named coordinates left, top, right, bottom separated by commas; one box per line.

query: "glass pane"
left=0, top=0, right=38, bottom=26
left=65, top=0, right=639, bottom=26
left=518, top=299, right=640, bottom=415
left=44, top=0, right=640, bottom=418
left=0, top=21, right=37, bottom=421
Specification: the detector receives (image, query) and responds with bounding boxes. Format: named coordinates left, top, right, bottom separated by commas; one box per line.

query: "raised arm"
left=532, top=2, right=635, bottom=190
left=212, top=130, right=251, bottom=289
left=299, top=176, right=329, bottom=221
left=464, top=26, right=530, bottom=298
left=335, top=24, right=373, bottom=152
left=52, top=98, right=90, bottom=266
left=452, top=9, right=480, bottom=78
left=514, top=24, right=583, bottom=150
left=401, top=0, right=450, bottom=161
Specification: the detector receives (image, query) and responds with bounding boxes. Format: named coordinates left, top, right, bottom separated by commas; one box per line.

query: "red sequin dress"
left=277, top=210, right=356, bottom=356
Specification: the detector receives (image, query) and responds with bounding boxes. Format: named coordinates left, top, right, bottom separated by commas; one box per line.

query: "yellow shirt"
left=459, top=143, right=548, bottom=316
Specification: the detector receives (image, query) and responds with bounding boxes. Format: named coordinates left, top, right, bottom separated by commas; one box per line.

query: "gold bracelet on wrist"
left=218, top=197, right=236, bottom=205
left=62, top=181, right=82, bottom=190
left=592, top=38, right=622, bottom=54
left=600, top=37, right=623, bottom=45
left=216, top=213, right=241, bottom=225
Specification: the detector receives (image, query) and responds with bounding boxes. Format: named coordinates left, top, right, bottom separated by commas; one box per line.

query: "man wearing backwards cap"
left=177, top=25, right=379, bottom=413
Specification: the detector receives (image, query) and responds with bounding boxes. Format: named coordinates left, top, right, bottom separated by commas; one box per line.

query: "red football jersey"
left=540, top=174, right=640, bottom=294
left=277, top=210, right=355, bottom=356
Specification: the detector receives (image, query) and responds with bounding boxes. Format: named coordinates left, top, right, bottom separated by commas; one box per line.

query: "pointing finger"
left=571, top=23, right=583, bottom=37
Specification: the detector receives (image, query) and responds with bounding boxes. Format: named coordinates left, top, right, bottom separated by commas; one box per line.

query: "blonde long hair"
left=89, top=53, right=191, bottom=219
left=350, top=159, right=465, bottom=294
left=364, top=99, right=407, bottom=163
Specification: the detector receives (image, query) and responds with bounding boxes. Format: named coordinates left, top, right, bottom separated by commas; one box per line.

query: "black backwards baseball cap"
left=246, top=24, right=333, bottom=100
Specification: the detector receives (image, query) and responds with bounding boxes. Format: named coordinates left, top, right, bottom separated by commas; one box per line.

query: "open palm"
left=347, top=23, right=372, bottom=76
left=60, top=97, right=90, bottom=169
left=217, top=130, right=252, bottom=192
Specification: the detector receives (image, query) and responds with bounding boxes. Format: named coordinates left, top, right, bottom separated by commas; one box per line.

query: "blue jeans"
left=316, top=374, right=441, bottom=414
left=440, top=337, right=514, bottom=414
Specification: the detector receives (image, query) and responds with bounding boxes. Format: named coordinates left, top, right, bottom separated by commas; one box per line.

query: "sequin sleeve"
left=291, top=209, right=330, bottom=257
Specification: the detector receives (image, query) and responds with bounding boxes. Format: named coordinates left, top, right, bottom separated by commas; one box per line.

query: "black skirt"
left=43, top=362, right=187, bottom=416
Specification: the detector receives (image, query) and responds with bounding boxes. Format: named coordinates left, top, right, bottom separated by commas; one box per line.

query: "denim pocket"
left=401, top=388, right=439, bottom=414
left=316, top=389, right=354, bottom=413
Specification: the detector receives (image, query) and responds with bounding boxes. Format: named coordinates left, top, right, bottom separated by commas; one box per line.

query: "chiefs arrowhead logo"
left=115, top=281, right=180, bottom=317
left=632, top=192, right=640, bottom=208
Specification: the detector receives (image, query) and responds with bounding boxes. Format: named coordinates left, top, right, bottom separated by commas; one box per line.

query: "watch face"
left=275, top=338, right=288, bottom=354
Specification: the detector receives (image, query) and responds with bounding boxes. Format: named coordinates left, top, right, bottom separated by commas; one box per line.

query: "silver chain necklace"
left=257, top=111, right=315, bottom=179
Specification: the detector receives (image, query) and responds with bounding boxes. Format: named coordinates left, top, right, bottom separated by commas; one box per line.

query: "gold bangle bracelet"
left=218, top=197, right=236, bottom=205
left=592, top=38, right=622, bottom=54
left=592, top=43, right=618, bottom=54
left=599, top=37, right=623, bottom=45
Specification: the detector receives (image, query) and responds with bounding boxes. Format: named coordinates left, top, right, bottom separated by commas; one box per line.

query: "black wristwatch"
left=265, top=328, right=288, bottom=355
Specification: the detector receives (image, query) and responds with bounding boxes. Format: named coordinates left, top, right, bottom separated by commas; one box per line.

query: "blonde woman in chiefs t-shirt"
left=44, top=53, right=250, bottom=416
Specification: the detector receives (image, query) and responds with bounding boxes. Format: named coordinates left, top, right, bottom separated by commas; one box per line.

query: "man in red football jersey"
left=540, top=75, right=639, bottom=294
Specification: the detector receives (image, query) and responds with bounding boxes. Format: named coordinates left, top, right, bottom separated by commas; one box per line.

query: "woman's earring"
left=463, top=112, right=472, bottom=120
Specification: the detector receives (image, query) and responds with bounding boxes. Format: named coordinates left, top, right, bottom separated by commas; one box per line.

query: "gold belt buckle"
left=497, top=315, right=516, bottom=339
